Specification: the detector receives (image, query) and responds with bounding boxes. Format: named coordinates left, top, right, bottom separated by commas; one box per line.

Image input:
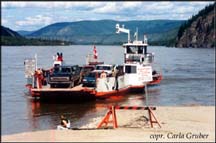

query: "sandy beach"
left=2, top=106, right=215, bottom=142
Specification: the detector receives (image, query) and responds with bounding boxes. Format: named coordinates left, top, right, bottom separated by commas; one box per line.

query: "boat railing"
left=24, top=58, right=37, bottom=86
left=143, top=53, right=154, bottom=64
left=125, top=53, right=154, bottom=64
left=125, top=53, right=142, bottom=63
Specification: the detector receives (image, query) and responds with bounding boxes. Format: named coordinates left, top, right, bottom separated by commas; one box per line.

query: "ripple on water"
left=1, top=46, right=215, bottom=135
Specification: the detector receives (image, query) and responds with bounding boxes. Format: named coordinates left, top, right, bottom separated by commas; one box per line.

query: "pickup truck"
left=48, top=65, right=81, bottom=88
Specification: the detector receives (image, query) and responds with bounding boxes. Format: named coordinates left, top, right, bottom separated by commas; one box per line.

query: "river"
left=1, top=45, right=215, bottom=135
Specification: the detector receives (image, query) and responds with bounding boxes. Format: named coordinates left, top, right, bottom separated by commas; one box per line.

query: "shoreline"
left=2, top=106, right=215, bottom=142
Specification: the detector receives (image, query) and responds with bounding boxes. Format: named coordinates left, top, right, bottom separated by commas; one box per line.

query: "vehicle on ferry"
left=82, top=72, right=98, bottom=87
left=79, top=65, right=95, bottom=84
left=48, top=65, right=81, bottom=88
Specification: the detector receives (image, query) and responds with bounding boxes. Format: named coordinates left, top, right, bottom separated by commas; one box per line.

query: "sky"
left=1, top=1, right=214, bottom=31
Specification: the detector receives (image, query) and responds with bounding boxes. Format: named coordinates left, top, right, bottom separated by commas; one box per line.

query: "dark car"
left=49, top=65, right=81, bottom=88
left=81, top=65, right=95, bottom=75
left=79, top=65, right=95, bottom=82
left=82, top=72, right=100, bottom=87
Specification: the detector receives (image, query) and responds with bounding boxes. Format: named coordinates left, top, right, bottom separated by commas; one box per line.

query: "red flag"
left=93, top=45, right=98, bottom=59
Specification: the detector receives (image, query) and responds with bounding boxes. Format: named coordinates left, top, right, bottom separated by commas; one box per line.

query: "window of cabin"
left=144, top=46, right=147, bottom=54
left=125, top=65, right=137, bottom=73
left=138, top=46, right=143, bottom=54
left=126, top=46, right=133, bottom=53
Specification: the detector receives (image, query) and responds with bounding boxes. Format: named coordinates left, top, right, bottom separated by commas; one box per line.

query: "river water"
left=1, top=45, right=215, bottom=135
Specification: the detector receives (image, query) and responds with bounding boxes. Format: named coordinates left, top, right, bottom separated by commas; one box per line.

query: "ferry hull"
left=29, top=87, right=130, bottom=101
left=129, top=74, right=162, bottom=93
left=95, top=86, right=130, bottom=99
left=130, top=85, right=145, bottom=93
left=26, top=74, right=162, bottom=100
left=32, top=90, right=94, bottom=98
left=29, top=86, right=95, bottom=102
left=148, top=74, right=162, bottom=85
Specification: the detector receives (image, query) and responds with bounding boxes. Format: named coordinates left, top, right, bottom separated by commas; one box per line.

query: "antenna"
left=116, top=24, right=120, bottom=33
left=144, top=34, right=148, bottom=44
left=115, top=23, right=130, bottom=43
left=136, top=27, right=138, bottom=41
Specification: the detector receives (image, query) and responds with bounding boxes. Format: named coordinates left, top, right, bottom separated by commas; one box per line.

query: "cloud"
left=145, top=2, right=174, bottom=10
left=120, top=2, right=142, bottom=9
left=1, top=1, right=106, bottom=9
left=2, top=19, right=8, bottom=25
left=175, top=6, right=196, bottom=14
left=91, top=2, right=143, bottom=15
left=93, top=3, right=118, bottom=13
left=2, top=2, right=27, bottom=8
left=15, top=15, right=53, bottom=26
left=188, top=1, right=214, bottom=6
left=2, top=1, right=214, bottom=31
left=2, top=1, right=213, bottom=16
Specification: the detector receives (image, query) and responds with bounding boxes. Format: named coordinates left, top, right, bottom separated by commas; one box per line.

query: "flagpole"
left=35, top=54, right=37, bottom=70
left=93, top=45, right=98, bottom=62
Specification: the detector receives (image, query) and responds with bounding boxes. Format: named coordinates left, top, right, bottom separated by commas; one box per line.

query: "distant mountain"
left=176, top=2, right=215, bottom=48
left=17, top=30, right=34, bottom=36
left=1, top=26, right=71, bottom=46
left=27, top=20, right=185, bottom=45
left=1, top=26, right=23, bottom=38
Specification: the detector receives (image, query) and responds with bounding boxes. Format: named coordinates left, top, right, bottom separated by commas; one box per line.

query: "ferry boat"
left=24, top=24, right=162, bottom=100
left=92, top=24, right=162, bottom=98
left=116, top=24, right=162, bottom=91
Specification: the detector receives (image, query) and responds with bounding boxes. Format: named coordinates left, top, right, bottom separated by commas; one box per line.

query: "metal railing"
left=125, top=53, right=154, bottom=64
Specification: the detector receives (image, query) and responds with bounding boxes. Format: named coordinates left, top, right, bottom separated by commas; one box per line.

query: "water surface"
left=1, top=45, right=215, bottom=135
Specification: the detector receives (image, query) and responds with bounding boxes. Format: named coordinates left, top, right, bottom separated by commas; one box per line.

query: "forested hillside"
left=176, top=2, right=215, bottom=48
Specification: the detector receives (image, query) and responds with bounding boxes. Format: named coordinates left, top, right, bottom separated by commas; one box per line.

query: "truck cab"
left=48, top=65, right=81, bottom=88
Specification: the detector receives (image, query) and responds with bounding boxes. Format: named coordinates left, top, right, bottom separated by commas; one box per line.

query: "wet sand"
left=2, top=106, right=215, bottom=142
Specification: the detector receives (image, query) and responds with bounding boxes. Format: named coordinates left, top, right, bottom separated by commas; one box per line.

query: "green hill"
left=17, top=30, right=34, bottom=36
left=27, top=20, right=184, bottom=45
left=1, top=26, right=71, bottom=46
left=1, top=25, right=23, bottom=38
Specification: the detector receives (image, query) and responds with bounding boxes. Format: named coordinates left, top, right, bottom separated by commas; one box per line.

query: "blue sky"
left=1, top=1, right=214, bottom=31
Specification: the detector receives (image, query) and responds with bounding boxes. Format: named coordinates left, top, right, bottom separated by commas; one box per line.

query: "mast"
left=116, top=24, right=130, bottom=43
left=93, top=45, right=98, bottom=62
left=144, top=34, right=148, bottom=44
left=136, top=27, right=138, bottom=41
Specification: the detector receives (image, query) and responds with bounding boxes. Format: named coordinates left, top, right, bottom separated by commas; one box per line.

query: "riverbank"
left=2, top=106, right=215, bottom=142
